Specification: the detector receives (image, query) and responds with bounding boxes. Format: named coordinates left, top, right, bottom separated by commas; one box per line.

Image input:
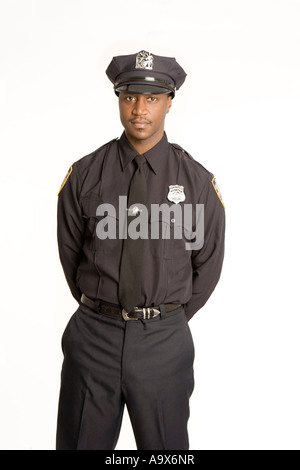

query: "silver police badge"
left=135, top=50, right=153, bottom=70
left=167, top=185, right=186, bottom=204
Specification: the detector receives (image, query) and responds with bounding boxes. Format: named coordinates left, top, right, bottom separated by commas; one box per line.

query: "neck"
left=125, top=128, right=165, bottom=154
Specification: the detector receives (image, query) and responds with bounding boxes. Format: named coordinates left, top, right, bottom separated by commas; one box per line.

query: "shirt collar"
left=118, top=131, right=169, bottom=175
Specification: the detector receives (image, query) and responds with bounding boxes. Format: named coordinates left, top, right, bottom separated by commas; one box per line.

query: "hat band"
left=115, top=76, right=176, bottom=92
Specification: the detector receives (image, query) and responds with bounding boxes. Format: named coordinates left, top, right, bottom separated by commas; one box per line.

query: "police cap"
left=106, top=50, right=187, bottom=98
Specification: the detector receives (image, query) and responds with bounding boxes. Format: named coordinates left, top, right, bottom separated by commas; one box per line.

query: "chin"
left=128, top=128, right=150, bottom=140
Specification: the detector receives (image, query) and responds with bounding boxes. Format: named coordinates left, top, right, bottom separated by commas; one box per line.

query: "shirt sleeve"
left=184, top=176, right=226, bottom=321
left=57, top=165, right=85, bottom=303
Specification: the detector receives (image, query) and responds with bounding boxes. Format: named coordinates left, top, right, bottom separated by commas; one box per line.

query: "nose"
left=132, top=96, right=148, bottom=116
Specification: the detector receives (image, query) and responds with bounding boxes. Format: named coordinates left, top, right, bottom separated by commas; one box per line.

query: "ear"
left=166, top=95, right=172, bottom=114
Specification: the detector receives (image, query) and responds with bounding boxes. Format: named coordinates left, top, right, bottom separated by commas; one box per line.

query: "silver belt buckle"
left=122, top=307, right=161, bottom=320
left=122, top=308, right=139, bottom=321
left=148, top=307, right=160, bottom=319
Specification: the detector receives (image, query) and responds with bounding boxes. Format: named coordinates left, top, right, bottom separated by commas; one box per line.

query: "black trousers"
left=56, top=304, right=194, bottom=450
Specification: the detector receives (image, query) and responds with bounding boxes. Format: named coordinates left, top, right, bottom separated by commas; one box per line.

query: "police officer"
left=56, top=50, right=225, bottom=450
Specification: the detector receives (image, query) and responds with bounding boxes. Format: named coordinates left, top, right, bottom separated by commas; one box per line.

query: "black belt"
left=81, top=294, right=181, bottom=321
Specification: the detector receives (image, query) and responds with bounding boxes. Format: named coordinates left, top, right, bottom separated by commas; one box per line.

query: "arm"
left=57, top=165, right=86, bottom=303
left=185, top=176, right=225, bottom=321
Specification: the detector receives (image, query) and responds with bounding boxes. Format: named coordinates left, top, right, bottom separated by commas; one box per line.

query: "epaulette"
left=171, top=143, right=195, bottom=161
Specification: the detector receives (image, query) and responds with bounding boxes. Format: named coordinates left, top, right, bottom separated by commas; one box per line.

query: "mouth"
left=130, top=120, right=151, bottom=129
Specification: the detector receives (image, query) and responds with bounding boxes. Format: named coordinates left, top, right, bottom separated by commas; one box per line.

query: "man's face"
left=119, top=92, right=172, bottom=147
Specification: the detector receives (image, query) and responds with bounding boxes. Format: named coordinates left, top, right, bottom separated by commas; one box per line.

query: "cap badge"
left=135, top=50, right=153, bottom=70
left=167, top=185, right=186, bottom=204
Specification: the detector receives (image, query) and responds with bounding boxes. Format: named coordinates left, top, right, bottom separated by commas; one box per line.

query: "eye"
left=147, top=96, right=157, bottom=102
left=125, top=96, right=136, bottom=102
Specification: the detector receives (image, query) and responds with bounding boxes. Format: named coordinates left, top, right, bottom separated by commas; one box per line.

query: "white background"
left=0, top=0, right=299, bottom=450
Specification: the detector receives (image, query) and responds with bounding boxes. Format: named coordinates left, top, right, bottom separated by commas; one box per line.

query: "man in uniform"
left=56, top=50, right=225, bottom=450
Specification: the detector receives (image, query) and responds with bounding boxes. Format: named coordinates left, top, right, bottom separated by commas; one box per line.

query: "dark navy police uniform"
left=56, top=51, right=225, bottom=450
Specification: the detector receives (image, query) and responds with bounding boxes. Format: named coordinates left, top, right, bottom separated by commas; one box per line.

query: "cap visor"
left=115, top=83, right=171, bottom=95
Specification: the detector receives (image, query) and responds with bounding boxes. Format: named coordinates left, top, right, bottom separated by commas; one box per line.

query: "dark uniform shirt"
left=57, top=132, right=225, bottom=321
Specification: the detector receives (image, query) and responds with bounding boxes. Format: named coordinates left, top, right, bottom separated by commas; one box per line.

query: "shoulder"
left=72, top=138, right=118, bottom=173
left=58, top=138, right=118, bottom=197
left=170, top=142, right=213, bottom=183
left=170, top=142, right=225, bottom=208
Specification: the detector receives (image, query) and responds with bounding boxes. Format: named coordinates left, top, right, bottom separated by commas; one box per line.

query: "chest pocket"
left=81, top=193, right=120, bottom=253
left=149, top=215, right=192, bottom=260
left=164, top=220, right=193, bottom=260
